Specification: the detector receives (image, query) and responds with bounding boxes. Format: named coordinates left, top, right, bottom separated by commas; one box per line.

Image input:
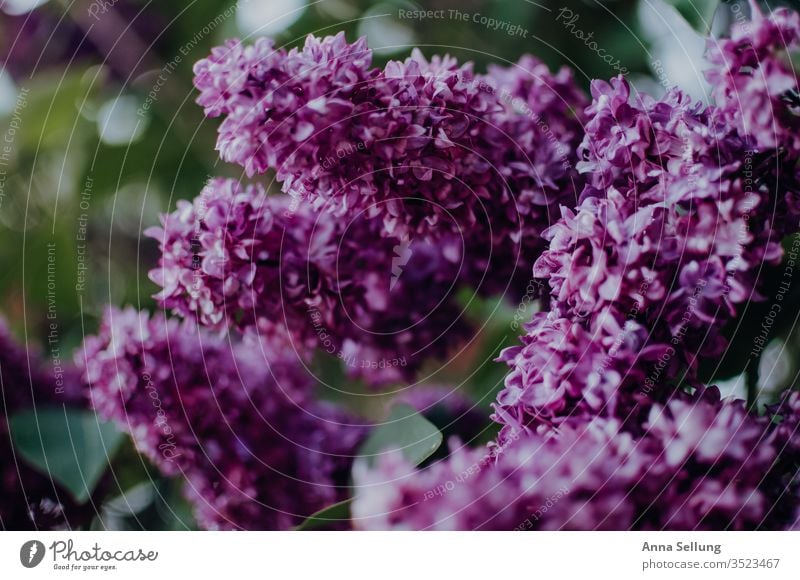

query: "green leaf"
left=294, top=404, right=443, bottom=531
left=357, top=403, right=443, bottom=468
left=663, top=0, right=719, bottom=34
left=9, top=407, right=124, bottom=503
left=295, top=499, right=352, bottom=531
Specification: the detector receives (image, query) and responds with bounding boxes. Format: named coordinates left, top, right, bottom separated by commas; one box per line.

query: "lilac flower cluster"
left=150, top=32, right=588, bottom=393
left=126, top=33, right=590, bottom=527
left=494, top=69, right=796, bottom=435
left=0, top=321, right=89, bottom=530
left=77, top=307, right=365, bottom=530
left=353, top=388, right=799, bottom=530
left=146, top=177, right=471, bottom=385
left=352, top=6, right=800, bottom=531
left=706, top=4, right=800, bottom=154
left=193, top=33, right=587, bottom=296
left=494, top=309, right=650, bottom=440
left=75, top=7, right=800, bottom=531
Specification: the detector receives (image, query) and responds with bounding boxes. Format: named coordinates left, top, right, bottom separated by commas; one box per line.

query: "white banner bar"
left=1, top=532, right=798, bottom=579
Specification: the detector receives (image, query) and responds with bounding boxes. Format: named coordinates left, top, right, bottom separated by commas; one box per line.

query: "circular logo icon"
left=20, top=540, right=45, bottom=568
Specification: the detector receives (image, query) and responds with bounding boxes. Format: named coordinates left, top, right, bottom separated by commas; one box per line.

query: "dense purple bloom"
left=768, top=390, right=800, bottom=525
left=706, top=4, right=800, bottom=153
left=74, top=10, right=800, bottom=532
left=0, top=320, right=89, bottom=530
left=193, top=33, right=375, bottom=177
left=76, top=307, right=366, bottom=530
left=456, top=55, right=589, bottom=296
left=353, top=390, right=798, bottom=530
left=477, top=9, right=800, bottom=530
left=146, top=178, right=307, bottom=333
left=537, top=163, right=775, bottom=360
left=494, top=310, right=653, bottom=441
left=193, top=34, right=587, bottom=297
left=147, top=177, right=473, bottom=386
left=495, top=73, right=795, bottom=439
left=484, top=55, right=587, bottom=210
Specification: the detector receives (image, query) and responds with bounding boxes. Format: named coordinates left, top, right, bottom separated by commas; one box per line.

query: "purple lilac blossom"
left=146, top=178, right=473, bottom=386
left=127, top=10, right=800, bottom=530
left=353, top=389, right=799, bottom=530
left=146, top=178, right=315, bottom=334
left=494, top=309, right=651, bottom=441
left=706, top=3, right=800, bottom=154
left=76, top=307, right=366, bottom=530
left=456, top=55, right=589, bottom=296
left=495, top=73, right=795, bottom=439
left=192, top=33, right=587, bottom=298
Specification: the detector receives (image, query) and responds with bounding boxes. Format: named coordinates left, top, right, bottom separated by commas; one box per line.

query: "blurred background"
left=1, top=0, right=798, bottom=529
